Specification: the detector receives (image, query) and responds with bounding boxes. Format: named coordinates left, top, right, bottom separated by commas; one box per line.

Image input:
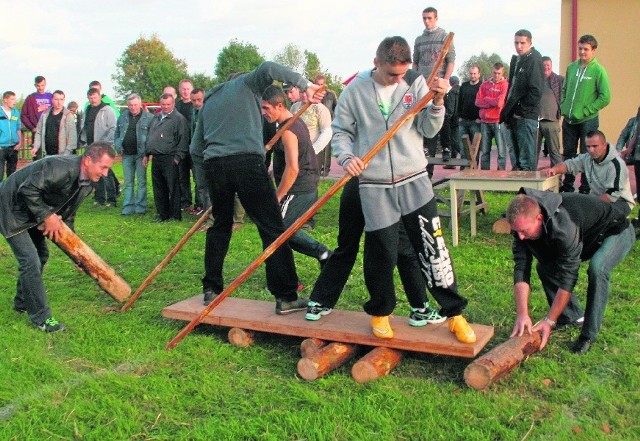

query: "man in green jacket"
left=559, top=34, right=611, bottom=193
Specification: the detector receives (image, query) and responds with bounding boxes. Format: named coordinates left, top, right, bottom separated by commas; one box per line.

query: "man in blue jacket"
left=0, top=91, right=23, bottom=181
left=0, top=142, right=116, bottom=332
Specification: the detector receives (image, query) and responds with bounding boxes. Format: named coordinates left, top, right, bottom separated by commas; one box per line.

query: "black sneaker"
left=442, top=148, right=451, bottom=162
left=35, top=317, right=65, bottom=333
left=571, top=336, right=592, bottom=354
left=13, top=305, right=27, bottom=313
left=203, top=290, right=218, bottom=305
left=305, top=301, right=333, bottom=321
left=276, top=297, right=308, bottom=315
left=318, top=250, right=333, bottom=269
left=554, top=316, right=584, bottom=331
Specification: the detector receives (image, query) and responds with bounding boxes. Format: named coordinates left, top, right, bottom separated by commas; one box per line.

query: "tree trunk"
left=227, top=328, right=255, bottom=347
left=351, top=347, right=404, bottom=383
left=297, top=342, right=357, bottom=381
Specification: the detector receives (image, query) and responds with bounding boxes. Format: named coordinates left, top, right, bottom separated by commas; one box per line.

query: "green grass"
left=1, top=164, right=638, bottom=440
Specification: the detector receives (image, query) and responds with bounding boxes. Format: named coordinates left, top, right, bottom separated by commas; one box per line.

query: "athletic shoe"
left=276, top=297, right=308, bottom=315
left=408, top=302, right=446, bottom=326
left=571, top=336, right=592, bottom=354
left=35, top=317, right=65, bottom=333
left=442, top=148, right=451, bottom=162
left=203, top=290, right=218, bottom=305
left=371, top=316, right=394, bottom=339
left=318, top=250, right=333, bottom=269
left=305, top=301, right=332, bottom=321
left=448, top=315, right=476, bottom=343
left=554, top=316, right=584, bottom=331
left=13, top=305, right=27, bottom=313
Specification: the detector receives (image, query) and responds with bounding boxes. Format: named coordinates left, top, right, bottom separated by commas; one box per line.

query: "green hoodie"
left=560, top=58, right=610, bottom=124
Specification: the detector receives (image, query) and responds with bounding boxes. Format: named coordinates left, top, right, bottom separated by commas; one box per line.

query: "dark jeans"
left=280, top=191, right=328, bottom=259
left=362, top=197, right=468, bottom=317
left=0, top=147, right=18, bottom=182
left=94, top=169, right=118, bottom=205
left=562, top=117, right=599, bottom=192
left=151, top=154, right=181, bottom=220
left=316, top=144, right=332, bottom=177
left=310, top=178, right=433, bottom=312
left=203, top=154, right=298, bottom=300
left=191, top=153, right=211, bottom=210
left=179, top=153, right=193, bottom=208
left=5, top=227, right=51, bottom=325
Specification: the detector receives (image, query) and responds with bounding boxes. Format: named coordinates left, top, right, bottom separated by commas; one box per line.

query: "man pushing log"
left=0, top=142, right=116, bottom=332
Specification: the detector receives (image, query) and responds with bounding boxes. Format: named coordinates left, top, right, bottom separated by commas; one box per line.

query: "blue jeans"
left=480, top=123, right=508, bottom=170
left=512, top=118, right=539, bottom=171
left=121, top=155, right=147, bottom=214
left=458, top=119, right=481, bottom=161
left=538, top=224, right=635, bottom=341
left=5, top=227, right=51, bottom=325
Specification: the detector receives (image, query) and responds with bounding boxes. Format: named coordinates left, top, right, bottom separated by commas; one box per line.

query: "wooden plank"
left=162, top=296, right=494, bottom=358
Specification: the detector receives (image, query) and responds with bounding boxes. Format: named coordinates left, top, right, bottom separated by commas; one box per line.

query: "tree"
left=190, top=72, right=217, bottom=90
left=112, top=34, right=188, bottom=101
left=303, top=50, right=321, bottom=79
left=273, top=44, right=304, bottom=73
left=457, top=52, right=509, bottom=82
left=215, top=39, right=264, bottom=82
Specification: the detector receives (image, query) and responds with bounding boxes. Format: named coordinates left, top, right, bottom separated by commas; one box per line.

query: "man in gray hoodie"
left=332, top=36, right=474, bottom=343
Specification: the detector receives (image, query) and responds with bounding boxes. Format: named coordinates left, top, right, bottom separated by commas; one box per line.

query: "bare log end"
left=300, top=338, right=326, bottom=358
left=228, top=328, right=256, bottom=347
left=352, top=347, right=404, bottom=384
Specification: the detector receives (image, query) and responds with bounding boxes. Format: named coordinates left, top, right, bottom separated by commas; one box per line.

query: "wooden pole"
left=351, top=347, right=404, bottom=383
left=118, top=207, right=213, bottom=312
left=53, top=221, right=131, bottom=302
left=166, top=33, right=455, bottom=350
left=464, top=332, right=542, bottom=391
left=297, top=342, right=357, bottom=381
left=119, top=88, right=327, bottom=312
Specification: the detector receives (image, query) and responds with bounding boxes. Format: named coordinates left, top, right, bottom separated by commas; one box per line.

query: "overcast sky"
left=5, top=0, right=560, bottom=104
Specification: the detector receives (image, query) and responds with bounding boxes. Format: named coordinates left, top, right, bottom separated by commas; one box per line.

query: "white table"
left=449, top=170, right=560, bottom=246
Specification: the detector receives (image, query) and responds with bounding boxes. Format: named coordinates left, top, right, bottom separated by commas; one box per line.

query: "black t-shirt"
left=84, top=102, right=107, bottom=145
left=122, top=112, right=141, bottom=155
left=44, top=111, right=63, bottom=155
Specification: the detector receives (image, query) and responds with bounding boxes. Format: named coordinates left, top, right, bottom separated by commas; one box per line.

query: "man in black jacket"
left=500, top=29, right=544, bottom=171
left=0, top=142, right=116, bottom=332
left=507, top=188, right=634, bottom=354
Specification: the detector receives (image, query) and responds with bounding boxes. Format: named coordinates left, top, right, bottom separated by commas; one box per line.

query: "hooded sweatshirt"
left=560, top=58, right=610, bottom=125
left=475, top=77, right=509, bottom=123
left=563, top=143, right=634, bottom=211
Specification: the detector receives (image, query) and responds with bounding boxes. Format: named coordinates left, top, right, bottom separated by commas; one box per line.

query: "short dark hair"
left=3, top=91, right=16, bottom=99
left=52, top=90, right=65, bottom=97
left=541, top=56, right=552, bottom=63
left=84, top=142, right=116, bottom=162
left=422, top=6, right=437, bottom=16
left=578, top=34, right=598, bottom=49
left=87, top=87, right=100, bottom=97
left=34, top=76, right=46, bottom=84
left=89, top=80, right=101, bottom=88
left=493, top=62, right=504, bottom=70
left=586, top=129, right=606, bottom=143
left=506, top=194, right=541, bottom=225
left=262, top=85, right=286, bottom=106
left=159, top=93, right=174, bottom=101
left=376, top=36, right=412, bottom=66
left=515, top=29, right=532, bottom=41
left=191, top=88, right=205, bottom=95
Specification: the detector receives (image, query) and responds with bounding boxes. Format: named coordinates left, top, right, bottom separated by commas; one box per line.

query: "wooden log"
left=492, top=217, right=512, bottom=234
left=300, top=338, right=326, bottom=358
left=351, top=347, right=404, bottom=384
left=464, top=332, right=542, bottom=390
left=297, top=342, right=357, bottom=381
left=227, top=328, right=256, bottom=348
left=52, top=221, right=131, bottom=302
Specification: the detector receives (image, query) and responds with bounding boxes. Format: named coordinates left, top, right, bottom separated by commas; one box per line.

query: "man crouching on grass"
left=0, top=142, right=115, bottom=332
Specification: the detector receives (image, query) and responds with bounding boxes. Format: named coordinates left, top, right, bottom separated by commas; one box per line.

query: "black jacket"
left=501, top=48, right=544, bottom=122
left=0, top=155, right=93, bottom=238
left=512, top=188, right=629, bottom=292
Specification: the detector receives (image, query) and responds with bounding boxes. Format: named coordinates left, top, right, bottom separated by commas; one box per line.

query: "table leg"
left=450, top=181, right=459, bottom=246
left=470, top=191, right=477, bottom=237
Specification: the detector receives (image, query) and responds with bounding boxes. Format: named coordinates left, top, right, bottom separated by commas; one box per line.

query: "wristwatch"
left=543, top=316, right=556, bottom=327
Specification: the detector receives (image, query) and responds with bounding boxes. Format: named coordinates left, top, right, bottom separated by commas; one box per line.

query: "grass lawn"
left=1, top=164, right=638, bottom=440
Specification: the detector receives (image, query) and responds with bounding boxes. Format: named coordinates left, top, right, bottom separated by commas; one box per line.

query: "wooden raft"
left=162, top=296, right=493, bottom=358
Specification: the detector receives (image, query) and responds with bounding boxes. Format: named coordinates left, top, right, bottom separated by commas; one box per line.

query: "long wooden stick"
left=166, top=33, right=454, bottom=350
left=118, top=207, right=213, bottom=312
left=119, top=88, right=324, bottom=312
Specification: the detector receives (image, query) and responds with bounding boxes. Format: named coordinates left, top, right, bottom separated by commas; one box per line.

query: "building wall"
left=561, top=0, right=640, bottom=142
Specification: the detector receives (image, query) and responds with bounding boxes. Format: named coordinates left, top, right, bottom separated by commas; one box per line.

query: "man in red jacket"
left=475, top=63, right=509, bottom=170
